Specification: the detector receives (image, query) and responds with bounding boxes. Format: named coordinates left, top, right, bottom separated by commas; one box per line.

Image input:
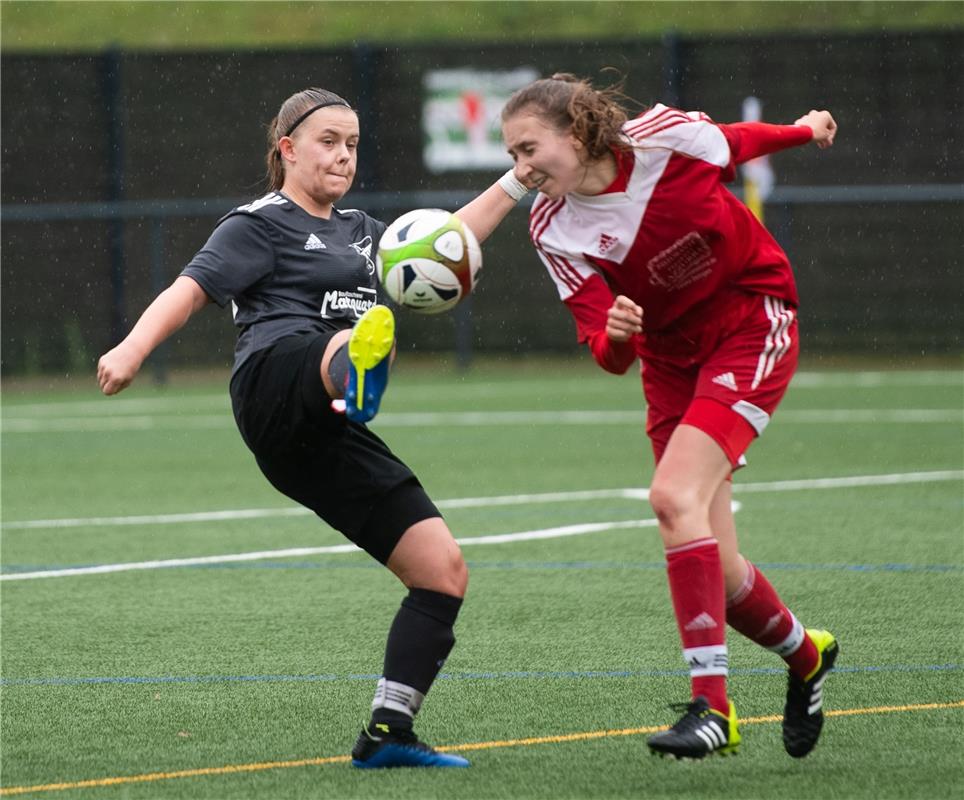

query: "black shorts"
left=229, top=331, right=440, bottom=564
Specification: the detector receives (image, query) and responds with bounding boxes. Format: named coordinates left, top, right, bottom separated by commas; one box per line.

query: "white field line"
left=781, top=409, right=960, bottom=423
left=3, top=506, right=314, bottom=530
left=1, top=408, right=960, bottom=433
left=788, top=370, right=961, bottom=388
left=0, top=518, right=679, bottom=581
left=2, top=504, right=758, bottom=582
left=1, top=396, right=230, bottom=416
left=3, top=469, right=962, bottom=581
left=0, top=544, right=361, bottom=580
left=2, top=488, right=652, bottom=531
left=2, top=369, right=960, bottom=417
left=734, top=469, right=964, bottom=493
left=3, top=471, right=960, bottom=532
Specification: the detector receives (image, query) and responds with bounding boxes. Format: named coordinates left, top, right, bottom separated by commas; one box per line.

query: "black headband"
left=284, top=100, right=354, bottom=137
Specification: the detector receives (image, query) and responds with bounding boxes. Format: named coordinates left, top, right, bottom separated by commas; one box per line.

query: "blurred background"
left=2, top=0, right=961, bottom=381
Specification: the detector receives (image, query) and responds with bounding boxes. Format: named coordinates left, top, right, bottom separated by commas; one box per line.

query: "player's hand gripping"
left=97, top=340, right=145, bottom=395
left=606, top=295, right=643, bottom=342
left=795, top=110, right=837, bottom=149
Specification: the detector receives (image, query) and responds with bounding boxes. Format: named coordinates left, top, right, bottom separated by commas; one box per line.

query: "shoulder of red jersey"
left=622, top=103, right=730, bottom=169
left=528, top=194, right=599, bottom=301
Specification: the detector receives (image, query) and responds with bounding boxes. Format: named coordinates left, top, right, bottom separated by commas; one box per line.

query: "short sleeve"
left=369, top=216, right=388, bottom=245
left=180, top=214, right=275, bottom=308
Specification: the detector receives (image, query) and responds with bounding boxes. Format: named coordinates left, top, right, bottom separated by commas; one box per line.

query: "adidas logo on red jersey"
left=711, top=372, right=738, bottom=392
left=598, top=233, right=619, bottom=255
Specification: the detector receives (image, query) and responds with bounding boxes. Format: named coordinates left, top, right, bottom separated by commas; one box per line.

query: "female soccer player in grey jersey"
left=97, top=87, right=520, bottom=769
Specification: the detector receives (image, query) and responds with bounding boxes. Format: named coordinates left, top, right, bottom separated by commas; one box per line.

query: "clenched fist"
left=606, top=295, right=643, bottom=342
left=795, top=109, right=837, bottom=149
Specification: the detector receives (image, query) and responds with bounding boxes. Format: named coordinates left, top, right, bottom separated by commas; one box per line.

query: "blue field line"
left=1, top=663, right=959, bottom=689
left=2, top=559, right=961, bottom=575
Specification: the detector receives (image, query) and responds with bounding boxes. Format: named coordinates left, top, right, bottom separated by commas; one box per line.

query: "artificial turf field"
left=1, top=358, right=962, bottom=799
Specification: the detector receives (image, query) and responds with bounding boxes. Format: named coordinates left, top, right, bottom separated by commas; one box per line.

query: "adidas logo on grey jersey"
left=305, top=233, right=326, bottom=251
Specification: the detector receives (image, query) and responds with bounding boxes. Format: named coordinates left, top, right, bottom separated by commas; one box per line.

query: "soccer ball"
left=376, top=208, right=482, bottom=314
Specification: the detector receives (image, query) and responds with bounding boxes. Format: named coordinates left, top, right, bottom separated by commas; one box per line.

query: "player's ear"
left=278, top=135, right=297, bottom=164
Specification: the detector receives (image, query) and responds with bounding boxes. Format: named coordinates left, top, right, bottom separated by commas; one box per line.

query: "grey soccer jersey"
left=181, top=191, right=387, bottom=371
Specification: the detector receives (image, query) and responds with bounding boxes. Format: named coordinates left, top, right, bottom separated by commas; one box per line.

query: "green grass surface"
left=2, top=1, right=959, bottom=52
left=2, top=359, right=963, bottom=798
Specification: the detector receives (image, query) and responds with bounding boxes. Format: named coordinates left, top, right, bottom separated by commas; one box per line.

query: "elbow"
left=585, top=333, right=637, bottom=375
left=600, top=359, right=633, bottom=376
left=592, top=350, right=635, bottom=375
left=454, top=210, right=491, bottom=246
left=191, top=292, right=211, bottom=314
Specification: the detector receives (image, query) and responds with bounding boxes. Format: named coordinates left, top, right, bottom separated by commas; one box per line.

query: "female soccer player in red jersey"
left=494, top=74, right=840, bottom=760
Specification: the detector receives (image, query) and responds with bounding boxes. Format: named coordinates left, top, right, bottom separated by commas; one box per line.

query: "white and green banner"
left=423, top=67, right=538, bottom=173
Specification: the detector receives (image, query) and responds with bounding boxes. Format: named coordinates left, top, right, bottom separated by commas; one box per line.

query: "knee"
left=320, top=329, right=352, bottom=398
left=449, top=551, right=469, bottom=598
left=648, top=477, right=701, bottom=531
left=436, top=546, right=468, bottom=597
left=404, top=546, right=468, bottom=599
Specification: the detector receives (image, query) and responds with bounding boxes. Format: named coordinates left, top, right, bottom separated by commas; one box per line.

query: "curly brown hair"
left=501, top=73, right=637, bottom=159
left=264, top=88, right=354, bottom=191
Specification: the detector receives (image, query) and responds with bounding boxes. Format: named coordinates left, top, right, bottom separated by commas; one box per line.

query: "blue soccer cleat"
left=345, top=305, right=395, bottom=423
left=350, top=723, right=470, bottom=769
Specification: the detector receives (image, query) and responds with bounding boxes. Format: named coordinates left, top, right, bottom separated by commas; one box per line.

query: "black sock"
left=327, top=344, right=349, bottom=395
left=370, top=588, right=463, bottom=731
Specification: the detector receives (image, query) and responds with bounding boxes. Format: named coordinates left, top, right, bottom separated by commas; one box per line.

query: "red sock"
left=665, top=538, right=728, bottom=714
left=726, top=561, right=818, bottom=678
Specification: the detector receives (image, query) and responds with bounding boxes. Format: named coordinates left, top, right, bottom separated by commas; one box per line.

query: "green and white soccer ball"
left=376, top=208, right=482, bottom=314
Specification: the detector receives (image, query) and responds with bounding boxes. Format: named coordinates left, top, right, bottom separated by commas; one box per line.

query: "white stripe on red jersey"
left=624, top=105, right=728, bottom=167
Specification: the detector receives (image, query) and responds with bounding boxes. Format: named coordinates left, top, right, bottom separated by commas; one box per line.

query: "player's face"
left=283, top=107, right=359, bottom=205
left=503, top=111, right=587, bottom=199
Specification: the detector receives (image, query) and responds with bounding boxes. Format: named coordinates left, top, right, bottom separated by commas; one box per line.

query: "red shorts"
left=641, top=292, right=798, bottom=467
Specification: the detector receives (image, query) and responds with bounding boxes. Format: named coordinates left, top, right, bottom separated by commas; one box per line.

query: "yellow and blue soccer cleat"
left=647, top=697, right=741, bottom=759
left=350, top=723, right=470, bottom=769
left=345, top=305, right=395, bottom=423
left=783, top=628, right=839, bottom=758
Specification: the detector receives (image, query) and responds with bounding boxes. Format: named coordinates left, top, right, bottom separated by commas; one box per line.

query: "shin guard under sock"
left=327, top=344, right=350, bottom=395
left=370, top=588, right=463, bottom=730
left=726, top=561, right=818, bottom=678
left=665, top=538, right=729, bottom=714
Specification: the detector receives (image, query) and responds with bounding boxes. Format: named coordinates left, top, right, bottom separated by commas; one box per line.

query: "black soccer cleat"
left=647, top=696, right=741, bottom=759
left=783, top=628, right=839, bottom=758
left=350, top=723, right=470, bottom=768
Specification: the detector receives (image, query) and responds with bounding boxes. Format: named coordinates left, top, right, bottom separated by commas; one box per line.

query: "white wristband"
left=497, top=169, right=529, bottom=202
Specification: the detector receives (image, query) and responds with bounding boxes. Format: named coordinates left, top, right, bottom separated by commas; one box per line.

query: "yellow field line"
left=0, top=756, right=352, bottom=797
left=2, top=700, right=962, bottom=796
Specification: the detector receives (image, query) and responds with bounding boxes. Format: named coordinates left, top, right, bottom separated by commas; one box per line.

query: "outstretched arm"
left=97, top=276, right=210, bottom=395
left=719, top=109, right=837, bottom=164
left=454, top=169, right=529, bottom=243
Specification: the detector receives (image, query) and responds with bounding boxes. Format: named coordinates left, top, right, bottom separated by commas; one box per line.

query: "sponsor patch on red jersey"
left=646, top=231, right=717, bottom=292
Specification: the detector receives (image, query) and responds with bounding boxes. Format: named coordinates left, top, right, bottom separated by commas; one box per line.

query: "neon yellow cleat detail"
left=648, top=697, right=740, bottom=759
left=345, top=305, right=395, bottom=423
left=784, top=628, right=838, bottom=757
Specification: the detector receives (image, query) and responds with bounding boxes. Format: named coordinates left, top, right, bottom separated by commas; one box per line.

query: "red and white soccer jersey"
left=530, top=104, right=811, bottom=362
left=529, top=105, right=813, bottom=464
